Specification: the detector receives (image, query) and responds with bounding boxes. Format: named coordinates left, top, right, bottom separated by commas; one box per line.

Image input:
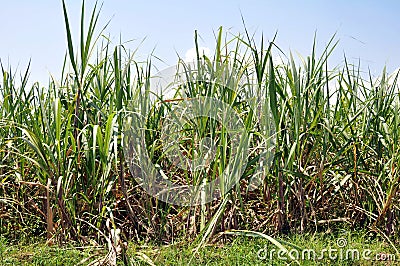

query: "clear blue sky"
left=1, top=0, right=399, bottom=85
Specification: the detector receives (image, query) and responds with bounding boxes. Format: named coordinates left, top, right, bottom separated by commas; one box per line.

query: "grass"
left=138, top=233, right=396, bottom=265
left=0, top=236, right=98, bottom=265
left=1, top=1, right=400, bottom=265
left=0, top=231, right=397, bottom=265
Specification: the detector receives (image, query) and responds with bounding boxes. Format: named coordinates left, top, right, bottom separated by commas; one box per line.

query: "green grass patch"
left=0, top=236, right=104, bottom=266
left=2, top=231, right=394, bottom=265
left=127, top=231, right=398, bottom=265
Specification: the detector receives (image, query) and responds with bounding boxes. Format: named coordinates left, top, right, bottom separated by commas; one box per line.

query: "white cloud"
left=184, top=47, right=211, bottom=62
left=272, top=55, right=285, bottom=66
left=368, top=67, right=400, bottom=90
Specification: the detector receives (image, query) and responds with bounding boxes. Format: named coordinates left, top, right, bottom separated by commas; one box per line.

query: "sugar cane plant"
left=0, top=0, right=399, bottom=253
